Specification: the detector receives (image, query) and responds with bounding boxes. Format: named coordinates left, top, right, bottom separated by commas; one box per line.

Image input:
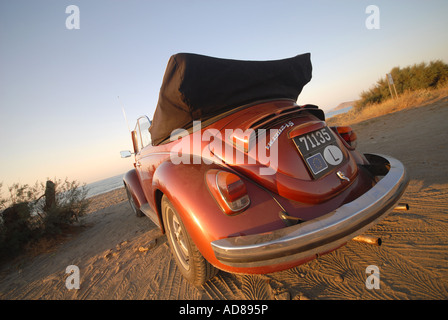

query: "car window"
left=137, top=116, right=152, bottom=148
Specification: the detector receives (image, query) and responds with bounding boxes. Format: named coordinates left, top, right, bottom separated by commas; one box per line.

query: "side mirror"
left=120, top=150, right=133, bottom=158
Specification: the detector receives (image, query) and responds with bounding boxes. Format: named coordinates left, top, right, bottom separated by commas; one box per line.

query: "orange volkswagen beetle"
left=121, top=53, right=408, bottom=286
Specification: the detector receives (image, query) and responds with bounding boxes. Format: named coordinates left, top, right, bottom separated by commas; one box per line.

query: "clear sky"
left=1, top=0, right=447, bottom=188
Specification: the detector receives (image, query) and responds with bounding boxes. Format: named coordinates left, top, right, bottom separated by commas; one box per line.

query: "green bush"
left=356, top=60, right=448, bottom=111
left=0, top=179, right=90, bottom=261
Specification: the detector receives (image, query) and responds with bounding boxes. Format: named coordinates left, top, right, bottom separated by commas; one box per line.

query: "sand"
left=1, top=98, right=447, bottom=300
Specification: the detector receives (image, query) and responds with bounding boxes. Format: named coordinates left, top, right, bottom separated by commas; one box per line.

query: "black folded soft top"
left=149, top=52, right=312, bottom=146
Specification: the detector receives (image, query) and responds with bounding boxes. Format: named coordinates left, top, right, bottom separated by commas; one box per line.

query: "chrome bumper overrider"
left=211, top=154, right=409, bottom=268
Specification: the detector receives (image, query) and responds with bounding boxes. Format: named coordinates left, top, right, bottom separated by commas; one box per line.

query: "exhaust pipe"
left=394, top=203, right=409, bottom=211
left=352, top=235, right=382, bottom=246
left=351, top=204, right=409, bottom=246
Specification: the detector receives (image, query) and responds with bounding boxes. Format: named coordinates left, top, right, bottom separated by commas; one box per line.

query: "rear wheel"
left=161, top=195, right=218, bottom=286
left=125, top=183, right=144, bottom=217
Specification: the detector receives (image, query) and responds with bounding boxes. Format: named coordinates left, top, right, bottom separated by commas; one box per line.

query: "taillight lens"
left=206, top=170, right=250, bottom=215
left=336, top=126, right=357, bottom=149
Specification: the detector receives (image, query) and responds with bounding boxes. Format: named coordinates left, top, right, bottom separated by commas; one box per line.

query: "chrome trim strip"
left=210, top=153, right=408, bottom=268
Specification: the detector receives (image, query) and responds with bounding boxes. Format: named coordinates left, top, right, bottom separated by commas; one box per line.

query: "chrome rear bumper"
left=211, top=154, right=408, bottom=268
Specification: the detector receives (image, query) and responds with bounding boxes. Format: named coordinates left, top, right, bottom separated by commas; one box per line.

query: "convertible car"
left=121, top=53, right=408, bottom=286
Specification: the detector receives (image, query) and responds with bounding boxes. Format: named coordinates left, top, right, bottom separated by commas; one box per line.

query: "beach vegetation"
left=0, top=178, right=89, bottom=262
left=355, top=60, right=448, bottom=111
left=327, top=60, right=448, bottom=126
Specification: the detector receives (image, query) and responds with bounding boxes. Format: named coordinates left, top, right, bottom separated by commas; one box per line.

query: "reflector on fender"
left=206, top=169, right=251, bottom=215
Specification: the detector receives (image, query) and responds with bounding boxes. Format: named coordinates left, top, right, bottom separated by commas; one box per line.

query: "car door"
left=133, top=116, right=156, bottom=206
left=133, top=116, right=169, bottom=213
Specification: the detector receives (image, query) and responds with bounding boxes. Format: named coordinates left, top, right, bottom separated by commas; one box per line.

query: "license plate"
left=292, top=127, right=345, bottom=179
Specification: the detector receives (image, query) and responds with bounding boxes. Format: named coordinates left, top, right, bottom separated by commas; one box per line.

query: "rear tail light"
left=206, top=170, right=250, bottom=215
left=336, top=126, right=357, bottom=149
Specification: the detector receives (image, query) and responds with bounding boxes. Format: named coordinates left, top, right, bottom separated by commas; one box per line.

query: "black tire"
left=161, top=195, right=218, bottom=286
left=125, top=183, right=144, bottom=217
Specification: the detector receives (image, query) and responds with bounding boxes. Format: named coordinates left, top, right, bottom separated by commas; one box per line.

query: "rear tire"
left=125, top=183, right=144, bottom=217
left=161, top=195, right=218, bottom=286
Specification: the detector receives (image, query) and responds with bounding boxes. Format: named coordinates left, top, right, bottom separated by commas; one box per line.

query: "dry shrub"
left=0, top=178, right=90, bottom=262
left=356, top=60, right=448, bottom=111
left=327, top=84, right=448, bottom=127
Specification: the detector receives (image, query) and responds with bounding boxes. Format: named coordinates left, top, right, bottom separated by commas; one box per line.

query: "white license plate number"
left=293, top=127, right=345, bottom=179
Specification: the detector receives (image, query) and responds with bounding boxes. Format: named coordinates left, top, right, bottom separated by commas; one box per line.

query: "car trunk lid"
left=209, top=101, right=358, bottom=204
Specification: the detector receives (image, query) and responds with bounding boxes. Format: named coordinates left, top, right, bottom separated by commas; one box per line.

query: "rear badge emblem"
left=266, top=121, right=294, bottom=150
left=337, top=171, right=350, bottom=182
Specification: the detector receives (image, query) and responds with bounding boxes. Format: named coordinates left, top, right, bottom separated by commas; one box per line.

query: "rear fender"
left=151, top=159, right=286, bottom=270
left=151, top=160, right=221, bottom=236
left=123, top=169, right=147, bottom=209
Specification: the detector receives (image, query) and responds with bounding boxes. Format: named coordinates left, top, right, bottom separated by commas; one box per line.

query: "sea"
left=85, top=173, right=125, bottom=198
left=325, top=105, right=353, bottom=119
